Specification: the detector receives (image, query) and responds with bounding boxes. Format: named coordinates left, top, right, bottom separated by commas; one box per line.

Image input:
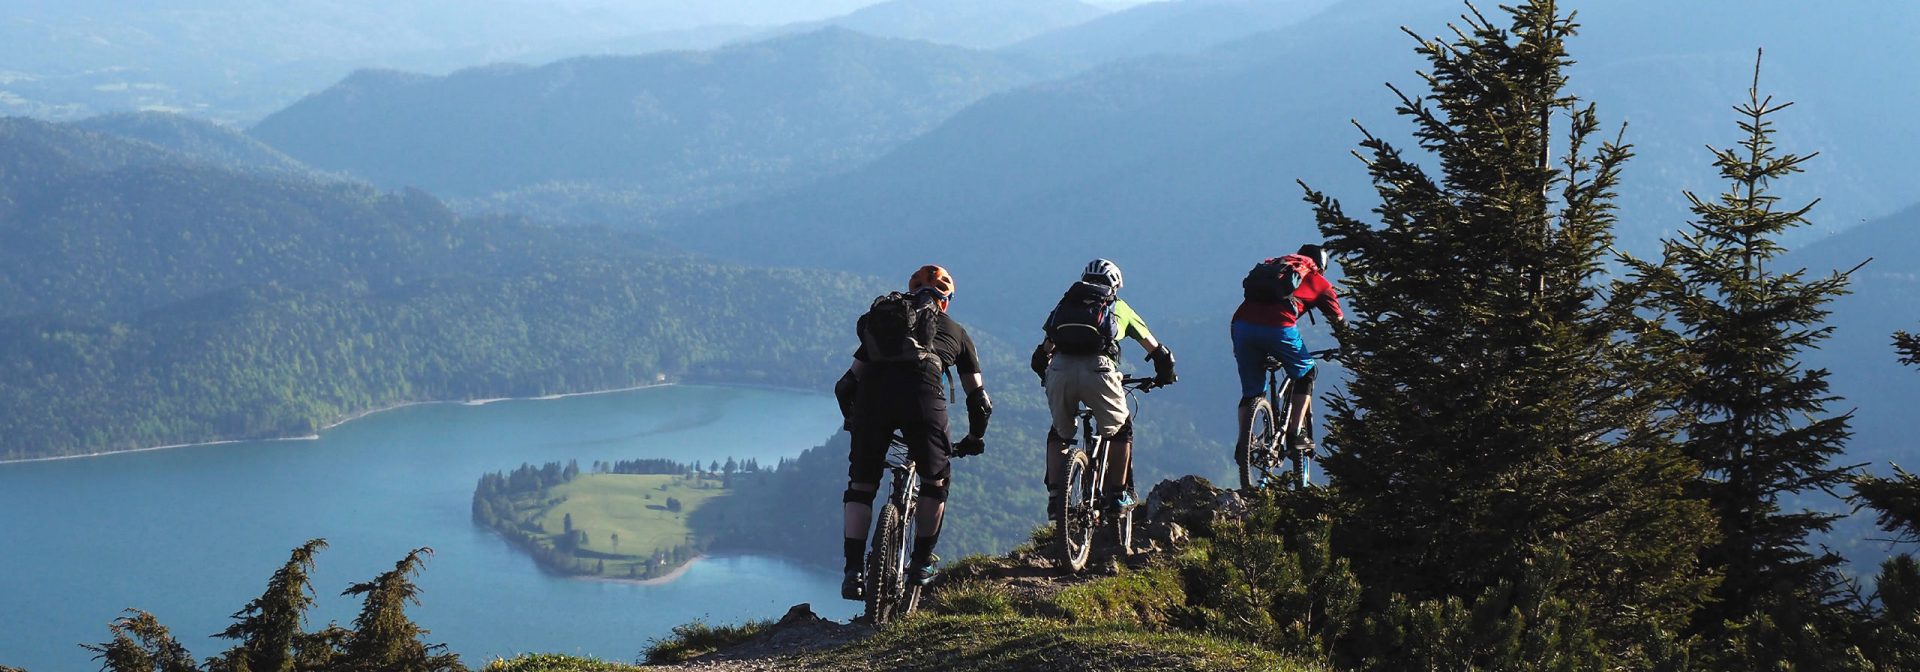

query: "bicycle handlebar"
left=1261, top=349, right=1344, bottom=373
left=1121, top=376, right=1160, bottom=391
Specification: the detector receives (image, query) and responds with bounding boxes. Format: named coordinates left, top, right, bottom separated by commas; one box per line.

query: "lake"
left=0, top=385, right=856, bottom=671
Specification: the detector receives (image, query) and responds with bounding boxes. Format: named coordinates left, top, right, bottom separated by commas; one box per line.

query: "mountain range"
left=675, top=0, right=1920, bottom=333
left=251, top=28, right=1057, bottom=226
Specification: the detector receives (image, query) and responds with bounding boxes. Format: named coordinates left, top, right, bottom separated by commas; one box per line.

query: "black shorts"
left=847, top=377, right=952, bottom=486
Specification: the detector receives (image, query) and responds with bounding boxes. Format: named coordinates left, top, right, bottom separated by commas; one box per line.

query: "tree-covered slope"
left=0, top=117, right=878, bottom=460
left=1788, top=204, right=1920, bottom=470
left=0, top=0, right=883, bottom=122
left=680, top=0, right=1920, bottom=332
left=69, top=112, right=318, bottom=177
left=249, top=29, right=1054, bottom=224
left=823, top=0, right=1108, bottom=49
left=1005, top=0, right=1339, bottom=69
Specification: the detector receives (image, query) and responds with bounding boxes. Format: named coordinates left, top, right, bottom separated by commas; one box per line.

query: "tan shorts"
left=1046, top=353, right=1129, bottom=439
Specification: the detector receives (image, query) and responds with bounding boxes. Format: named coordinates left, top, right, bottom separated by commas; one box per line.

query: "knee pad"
left=920, top=478, right=949, bottom=503
left=843, top=484, right=878, bottom=505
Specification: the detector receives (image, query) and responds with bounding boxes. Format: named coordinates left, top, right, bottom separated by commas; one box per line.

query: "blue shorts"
left=1231, top=321, right=1315, bottom=399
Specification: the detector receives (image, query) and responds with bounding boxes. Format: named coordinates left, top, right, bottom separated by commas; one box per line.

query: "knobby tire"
left=865, top=502, right=907, bottom=625
left=1057, top=450, right=1095, bottom=573
left=1240, top=395, right=1280, bottom=490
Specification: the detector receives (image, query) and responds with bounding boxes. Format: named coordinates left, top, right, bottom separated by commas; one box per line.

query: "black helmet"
left=1296, top=244, right=1329, bottom=273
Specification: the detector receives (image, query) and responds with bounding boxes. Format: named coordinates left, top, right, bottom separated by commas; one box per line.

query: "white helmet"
left=1082, top=258, right=1123, bottom=289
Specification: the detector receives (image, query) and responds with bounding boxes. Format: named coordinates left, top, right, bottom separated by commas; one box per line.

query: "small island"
left=472, top=457, right=763, bottom=581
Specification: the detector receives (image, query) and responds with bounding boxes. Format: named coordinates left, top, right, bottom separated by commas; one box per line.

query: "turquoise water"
left=0, top=386, right=856, bottom=671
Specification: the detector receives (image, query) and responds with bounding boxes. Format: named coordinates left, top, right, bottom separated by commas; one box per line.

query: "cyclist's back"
left=836, top=265, right=991, bottom=600
left=1233, top=244, right=1344, bottom=454
left=1031, top=259, right=1175, bottom=512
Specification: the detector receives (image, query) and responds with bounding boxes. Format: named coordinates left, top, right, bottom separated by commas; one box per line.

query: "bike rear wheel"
left=864, top=502, right=909, bottom=625
left=1238, top=395, right=1280, bottom=490
left=1055, top=450, right=1096, bottom=573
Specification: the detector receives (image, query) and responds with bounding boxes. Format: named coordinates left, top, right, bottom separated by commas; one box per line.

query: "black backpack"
left=858, top=292, right=942, bottom=367
left=1242, top=254, right=1314, bottom=304
left=1047, top=282, right=1119, bottom=356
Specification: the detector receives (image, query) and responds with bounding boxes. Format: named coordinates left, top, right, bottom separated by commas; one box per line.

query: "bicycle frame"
left=1245, top=349, right=1340, bottom=490
left=1056, top=376, right=1154, bottom=572
left=863, top=437, right=922, bottom=625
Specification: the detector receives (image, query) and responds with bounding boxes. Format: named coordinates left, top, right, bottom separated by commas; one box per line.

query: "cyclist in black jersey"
left=834, top=265, right=992, bottom=600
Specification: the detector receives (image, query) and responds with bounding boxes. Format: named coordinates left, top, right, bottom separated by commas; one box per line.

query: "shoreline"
left=579, top=554, right=710, bottom=586
left=0, top=381, right=681, bottom=465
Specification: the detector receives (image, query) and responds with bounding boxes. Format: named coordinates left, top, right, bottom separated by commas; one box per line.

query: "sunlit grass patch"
left=642, top=618, right=772, bottom=664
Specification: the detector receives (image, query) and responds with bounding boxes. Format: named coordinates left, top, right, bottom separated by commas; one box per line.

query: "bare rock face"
left=1143, top=475, right=1238, bottom=536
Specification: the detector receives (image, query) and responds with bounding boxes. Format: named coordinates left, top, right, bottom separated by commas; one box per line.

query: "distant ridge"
left=824, top=0, right=1109, bottom=48
left=251, top=28, right=1053, bottom=223
left=1006, top=0, right=1339, bottom=68
left=71, top=111, right=318, bottom=177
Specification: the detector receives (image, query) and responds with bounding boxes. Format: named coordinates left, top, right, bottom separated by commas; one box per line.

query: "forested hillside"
left=806, top=0, right=1107, bottom=49
left=1005, top=0, right=1338, bottom=68
left=251, top=29, right=1055, bottom=226
left=0, top=118, right=877, bottom=460
left=0, top=0, right=883, bottom=122
left=683, top=0, right=1920, bottom=329
left=69, top=112, right=318, bottom=177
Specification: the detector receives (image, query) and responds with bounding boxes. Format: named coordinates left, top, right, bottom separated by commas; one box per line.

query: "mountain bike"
left=862, top=435, right=923, bottom=626
left=1054, top=376, right=1157, bottom=573
left=1238, top=349, right=1341, bottom=490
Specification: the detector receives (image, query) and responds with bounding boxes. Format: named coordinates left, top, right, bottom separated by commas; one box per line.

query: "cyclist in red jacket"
left=1233, top=244, right=1345, bottom=455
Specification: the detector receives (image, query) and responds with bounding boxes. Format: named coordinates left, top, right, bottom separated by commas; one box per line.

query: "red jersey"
left=1232, top=271, right=1344, bottom=328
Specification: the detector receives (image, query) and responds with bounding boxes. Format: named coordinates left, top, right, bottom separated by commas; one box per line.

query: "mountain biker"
left=1234, top=244, right=1344, bottom=458
left=833, top=264, right=991, bottom=600
left=1029, top=259, right=1176, bottom=515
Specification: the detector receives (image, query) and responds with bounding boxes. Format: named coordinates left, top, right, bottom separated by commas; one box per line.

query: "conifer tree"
left=339, top=548, right=466, bottom=672
left=83, top=610, right=198, bottom=672
left=1623, top=58, right=1860, bottom=659
left=1300, top=0, right=1712, bottom=649
left=210, top=539, right=328, bottom=672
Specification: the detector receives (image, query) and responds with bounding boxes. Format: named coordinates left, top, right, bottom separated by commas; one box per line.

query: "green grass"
left=806, top=614, right=1320, bottom=671
left=928, top=578, right=1019, bottom=617
left=1051, top=566, right=1189, bottom=630
left=503, top=473, right=732, bottom=578
left=481, top=653, right=642, bottom=672
left=642, top=618, right=774, bottom=664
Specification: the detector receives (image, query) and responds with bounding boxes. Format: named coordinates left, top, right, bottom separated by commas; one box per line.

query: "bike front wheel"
left=864, top=502, right=909, bottom=626
left=1055, top=450, right=1096, bottom=573
left=1239, top=395, right=1280, bottom=490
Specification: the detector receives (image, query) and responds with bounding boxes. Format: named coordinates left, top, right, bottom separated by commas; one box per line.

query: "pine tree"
left=1300, top=0, right=1712, bottom=650
left=339, top=548, right=466, bottom=672
left=1624, top=57, right=1860, bottom=660
left=84, top=610, right=199, bottom=672
left=209, top=538, right=328, bottom=672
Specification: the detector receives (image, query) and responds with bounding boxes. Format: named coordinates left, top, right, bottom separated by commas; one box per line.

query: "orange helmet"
left=908, top=264, right=955, bottom=302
